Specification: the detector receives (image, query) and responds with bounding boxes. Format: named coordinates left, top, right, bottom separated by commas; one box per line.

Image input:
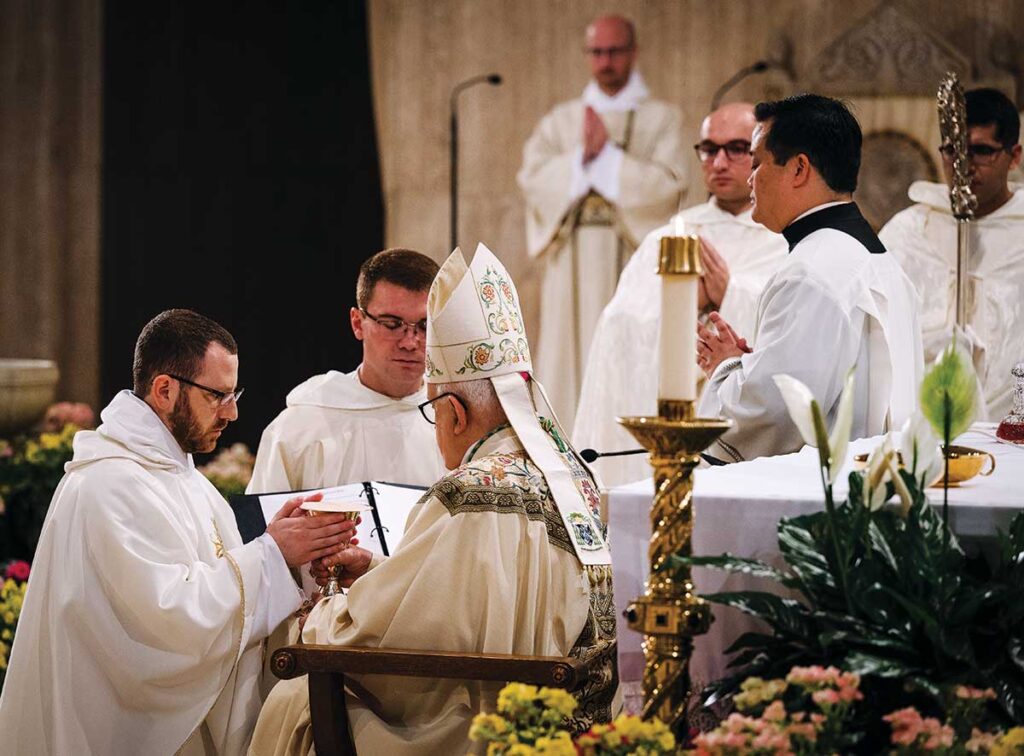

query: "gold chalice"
left=300, top=499, right=372, bottom=598
left=852, top=445, right=995, bottom=487
left=933, top=446, right=996, bottom=487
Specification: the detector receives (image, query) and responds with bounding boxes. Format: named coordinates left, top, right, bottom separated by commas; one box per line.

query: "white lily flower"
left=827, top=371, right=856, bottom=484
left=864, top=434, right=895, bottom=511
left=772, top=374, right=820, bottom=449
left=773, top=372, right=855, bottom=482
left=898, top=412, right=942, bottom=488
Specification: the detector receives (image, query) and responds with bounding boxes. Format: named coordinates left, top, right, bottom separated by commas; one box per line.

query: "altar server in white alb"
left=574, top=102, right=788, bottom=485
left=517, top=14, right=688, bottom=429
left=0, top=309, right=356, bottom=755
left=880, top=88, right=1024, bottom=419
left=250, top=244, right=617, bottom=756
left=697, top=94, right=923, bottom=462
left=248, top=248, right=445, bottom=495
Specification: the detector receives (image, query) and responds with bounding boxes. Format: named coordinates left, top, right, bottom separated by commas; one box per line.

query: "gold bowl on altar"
left=852, top=445, right=995, bottom=487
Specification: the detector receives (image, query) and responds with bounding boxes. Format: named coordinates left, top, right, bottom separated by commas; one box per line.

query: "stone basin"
left=0, top=359, right=60, bottom=436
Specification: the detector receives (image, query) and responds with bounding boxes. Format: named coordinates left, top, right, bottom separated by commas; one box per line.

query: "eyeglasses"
left=584, top=45, right=633, bottom=58
left=417, top=392, right=461, bottom=425
left=938, top=142, right=1012, bottom=165
left=167, top=374, right=244, bottom=407
left=360, top=308, right=428, bottom=340
left=694, top=140, right=752, bottom=163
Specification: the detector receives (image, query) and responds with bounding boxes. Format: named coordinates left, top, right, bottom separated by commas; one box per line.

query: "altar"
left=607, top=422, right=1024, bottom=697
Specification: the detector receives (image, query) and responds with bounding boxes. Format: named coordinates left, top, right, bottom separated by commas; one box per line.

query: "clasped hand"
left=266, top=493, right=359, bottom=569
left=583, top=106, right=608, bottom=164
left=697, top=312, right=751, bottom=377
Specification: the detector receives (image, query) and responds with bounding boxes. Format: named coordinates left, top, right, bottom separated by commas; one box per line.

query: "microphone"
left=450, top=73, right=503, bottom=251
left=579, top=448, right=647, bottom=463
left=580, top=447, right=728, bottom=467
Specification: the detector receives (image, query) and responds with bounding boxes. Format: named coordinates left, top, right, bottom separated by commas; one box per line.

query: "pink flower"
left=763, top=700, right=787, bottom=722
left=955, top=685, right=996, bottom=700
left=812, top=689, right=841, bottom=706
left=4, top=560, right=30, bottom=581
left=42, top=402, right=95, bottom=431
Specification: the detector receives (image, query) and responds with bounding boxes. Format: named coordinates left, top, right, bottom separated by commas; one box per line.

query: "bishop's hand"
left=310, top=546, right=373, bottom=590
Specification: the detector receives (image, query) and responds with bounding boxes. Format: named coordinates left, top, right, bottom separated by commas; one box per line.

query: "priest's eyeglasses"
left=694, top=140, right=752, bottom=163
left=168, top=374, right=245, bottom=407
left=939, top=142, right=1011, bottom=165
left=418, top=392, right=462, bottom=425
left=359, top=309, right=428, bottom=339
left=584, top=45, right=634, bottom=58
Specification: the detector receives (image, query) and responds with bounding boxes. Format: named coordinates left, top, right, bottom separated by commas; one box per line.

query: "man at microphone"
left=517, top=14, right=688, bottom=431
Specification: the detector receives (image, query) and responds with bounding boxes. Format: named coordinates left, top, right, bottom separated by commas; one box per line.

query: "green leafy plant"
left=0, top=424, right=79, bottom=561
left=675, top=355, right=1023, bottom=752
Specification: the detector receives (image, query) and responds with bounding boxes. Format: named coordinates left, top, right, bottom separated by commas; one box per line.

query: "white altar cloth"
left=607, top=423, right=1024, bottom=695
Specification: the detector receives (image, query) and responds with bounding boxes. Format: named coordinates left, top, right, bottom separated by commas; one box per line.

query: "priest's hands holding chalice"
left=265, top=493, right=359, bottom=568
left=697, top=312, right=751, bottom=378
left=299, top=498, right=373, bottom=598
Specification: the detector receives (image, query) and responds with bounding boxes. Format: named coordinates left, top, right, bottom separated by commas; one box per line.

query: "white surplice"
left=573, top=200, right=789, bottom=486
left=0, top=391, right=301, bottom=756
left=248, top=426, right=618, bottom=756
left=247, top=368, right=444, bottom=494
left=879, top=181, right=1024, bottom=419
left=518, top=72, right=689, bottom=429
left=698, top=203, right=923, bottom=462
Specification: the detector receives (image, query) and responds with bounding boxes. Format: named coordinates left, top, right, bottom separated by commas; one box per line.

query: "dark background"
left=101, top=0, right=382, bottom=449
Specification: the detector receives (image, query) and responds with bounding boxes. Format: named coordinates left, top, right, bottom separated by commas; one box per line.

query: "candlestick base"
left=617, top=404, right=731, bottom=737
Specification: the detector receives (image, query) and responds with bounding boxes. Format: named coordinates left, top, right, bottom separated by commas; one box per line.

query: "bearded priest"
left=0, top=310, right=356, bottom=755
left=249, top=244, right=618, bottom=756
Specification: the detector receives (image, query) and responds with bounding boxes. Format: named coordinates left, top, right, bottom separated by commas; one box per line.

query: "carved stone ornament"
left=858, top=129, right=939, bottom=231
left=808, top=3, right=970, bottom=96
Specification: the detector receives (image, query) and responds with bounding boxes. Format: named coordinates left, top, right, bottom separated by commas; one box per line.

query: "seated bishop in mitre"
left=249, top=243, right=619, bottom=756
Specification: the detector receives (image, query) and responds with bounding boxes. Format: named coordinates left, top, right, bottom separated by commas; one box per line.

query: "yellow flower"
left=539, top=688, right=578, bottom=718
left=24, top=440, right=42, bottom=463
left=991, top=727, right=1024, bottom=756
left=3, top=611, right=15, bottom=625
left=506, top=745, right=537, bottom=756
left=535, top=732, right=575, bottom=755
left=2, top=629, right=11, bottom=640
left=39, top=432, right=62, bottom=450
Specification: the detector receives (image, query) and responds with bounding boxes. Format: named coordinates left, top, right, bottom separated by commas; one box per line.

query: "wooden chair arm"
left=271, top=644, right=589, bottom=689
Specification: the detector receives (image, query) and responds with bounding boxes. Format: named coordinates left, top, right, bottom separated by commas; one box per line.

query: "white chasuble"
left=698, top=202, right=923, bottom=463
left=880, top=181, right=1024, bottom=419
left=248, top=426, right=618, bottom=756
left=247, top=368, right=444, bottom=494
left=573, top=200, right=788, bottom=486
left=517, top=73, right=688, bottom=429
left=0, top=391, right=301, bottom=755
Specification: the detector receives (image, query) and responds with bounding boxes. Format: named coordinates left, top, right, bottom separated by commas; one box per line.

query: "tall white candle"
left=658, top=219, right=699, bottom=401
left=659, top=272, right=698, bottom=401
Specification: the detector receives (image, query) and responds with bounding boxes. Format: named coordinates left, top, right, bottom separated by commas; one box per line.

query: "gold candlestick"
left=618, top=290, right=731, bottom=733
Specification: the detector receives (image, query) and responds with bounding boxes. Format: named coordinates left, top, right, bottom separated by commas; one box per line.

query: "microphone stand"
left=450, top=73, right=502, bottom=251
left=710, top=61, right=769, bottom=112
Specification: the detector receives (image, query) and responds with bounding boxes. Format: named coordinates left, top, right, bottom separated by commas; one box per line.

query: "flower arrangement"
left=689, top=665, right=1024, bottom=754
left=0, top=421, right=81, bottom=560
left=198, top=442, right=255, bottom=498
left=0, top=560, right=31, bottom=690
left=469, top=682, right=675, bottom=755
left=675, top=342, right=1024, bottom=751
